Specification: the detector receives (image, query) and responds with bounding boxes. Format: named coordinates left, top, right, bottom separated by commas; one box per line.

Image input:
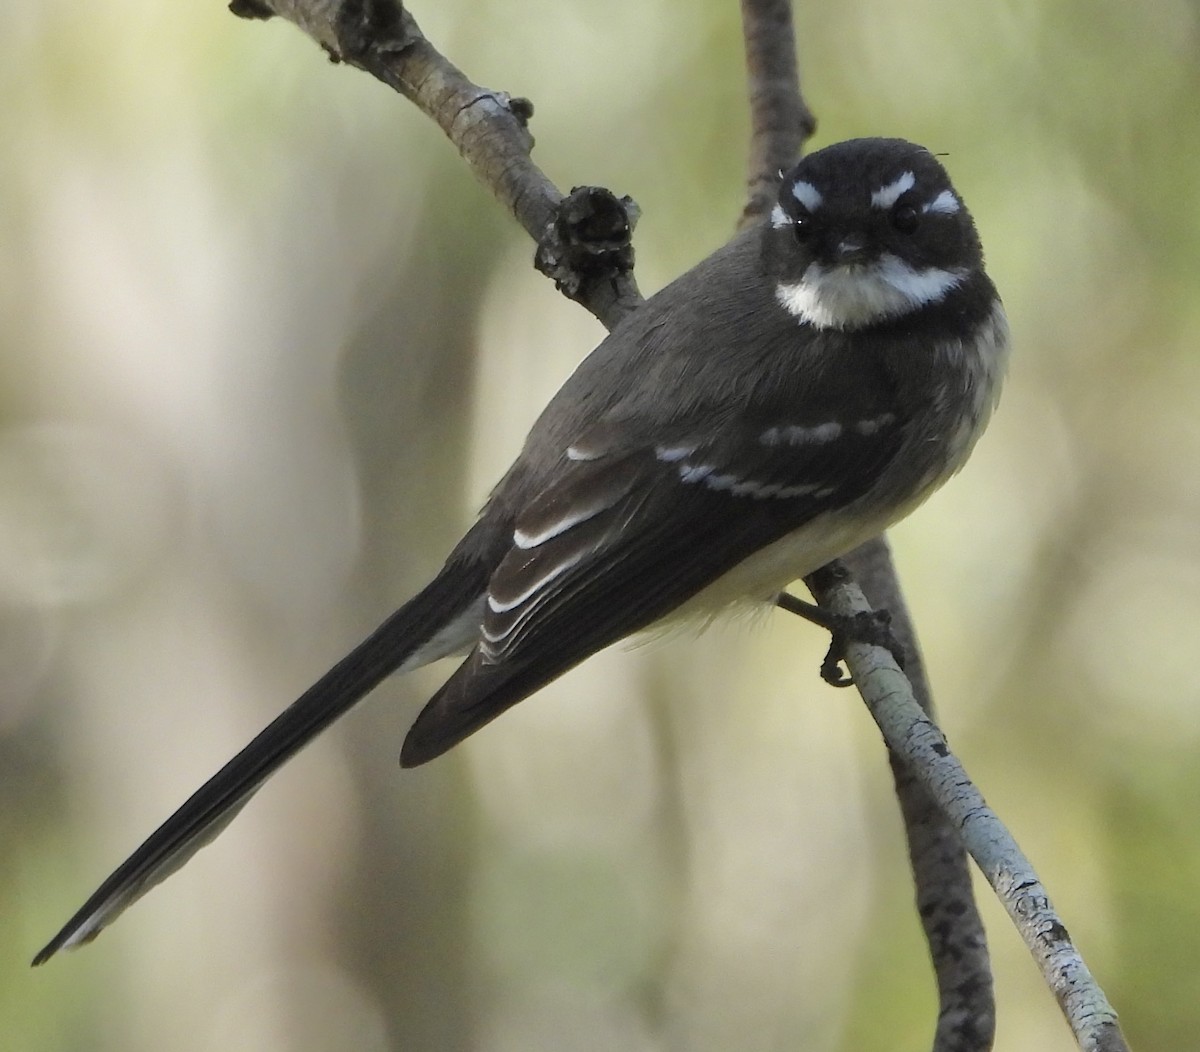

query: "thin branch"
left=738, top=0, right=996, bottom=1045
left=806, top=564, right=1130, bottom=1052
left=738, top=0, right=816, bottom=228
left=842, top=537, right=996, bottom=1051
left=231, top=0, right=642, bottom=328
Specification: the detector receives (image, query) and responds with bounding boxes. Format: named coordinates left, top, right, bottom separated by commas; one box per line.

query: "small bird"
left=34, top=137, right=1008, bottom=964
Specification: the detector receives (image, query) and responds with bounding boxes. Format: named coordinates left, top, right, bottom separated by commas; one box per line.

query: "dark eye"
left=792, top=210, right=814, bottom=243
left=891, top=203, right=920, bottom=234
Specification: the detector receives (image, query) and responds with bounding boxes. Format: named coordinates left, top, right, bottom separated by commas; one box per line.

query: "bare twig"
left=806, top=564, right=1130, bottom=1052
left=738, top=0, right=816, bottom=228
left=231, top=0, right=642, bottom=328
left=843, top=537, right=996, bottom=1051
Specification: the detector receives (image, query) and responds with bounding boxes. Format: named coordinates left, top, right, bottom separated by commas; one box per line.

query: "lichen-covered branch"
left=843, top=536, right=996, bottom=1051
left=806, top=564, right=1130, bottom=1052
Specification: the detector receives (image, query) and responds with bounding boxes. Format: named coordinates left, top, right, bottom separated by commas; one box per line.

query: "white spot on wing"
left=656, top=445, right=695, bottom=463
left=675, top=463, right=826, bottom=501
left=514, top=505, right=602, bottom=550
left=566, top=444, right=601, bottom=462
left=854, top=413, right=896, bottom=435
left=870, top=170, right=916, bottom=209
left=487, top=552, right=585, bottom=613
left=760, top=422, right=843, bottom=447
left=790, top=180, right=824, bottom=212
left=923, top=189, right=960, bottom=215
left=480, top=621, right=512, bottom=644
left=649, top=304, right=1009, bottom=622
left=679, top=464, right=713, bottom=484
left=703, top=472, right=739, bottom=492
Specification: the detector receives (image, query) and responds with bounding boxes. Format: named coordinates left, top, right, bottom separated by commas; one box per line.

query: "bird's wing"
left=401, top=403, right=906, bottom=765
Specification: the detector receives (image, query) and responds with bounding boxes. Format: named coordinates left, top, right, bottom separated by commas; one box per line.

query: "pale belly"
left=665, top=479, right=941, bottom=626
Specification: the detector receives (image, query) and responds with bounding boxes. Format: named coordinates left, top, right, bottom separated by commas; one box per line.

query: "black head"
left=763, top=138, right=985, bottom=331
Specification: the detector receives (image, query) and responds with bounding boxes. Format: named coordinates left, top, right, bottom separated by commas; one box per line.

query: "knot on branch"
left=228, top=0, right=274, bottom=20
left=535, top=187, right=639, bottom=306
left=335, top=0, right=414, bottom=65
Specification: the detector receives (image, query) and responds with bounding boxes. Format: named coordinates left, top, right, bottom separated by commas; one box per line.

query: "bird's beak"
left=832, top=237, right=870, bottom=266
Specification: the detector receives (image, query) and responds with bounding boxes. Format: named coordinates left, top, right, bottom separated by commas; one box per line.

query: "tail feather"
left=32, top=557, right=488, bottom=965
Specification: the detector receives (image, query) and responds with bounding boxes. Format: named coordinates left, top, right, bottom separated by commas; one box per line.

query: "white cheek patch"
left=770, top=203, right=790, bottom=229
left=875, top=255, right=966, bottom=305
left=870, top=171, right=915, bottom=209
left=923, top=189, right=960, bottom=215
left=790, top=180, right=824, bottom=212
left=775, top=254, right=966, bottom=330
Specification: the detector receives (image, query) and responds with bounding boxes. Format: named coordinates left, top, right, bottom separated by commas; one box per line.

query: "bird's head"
left=764, top=138, right=984, bottom=331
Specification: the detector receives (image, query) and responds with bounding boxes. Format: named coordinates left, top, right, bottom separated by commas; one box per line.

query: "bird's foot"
left=817, top=608, right=904, bottom=687
left=776, top=593, right=906, bottom=688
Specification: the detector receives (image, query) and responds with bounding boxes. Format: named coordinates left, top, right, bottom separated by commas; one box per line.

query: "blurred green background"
left=4, top=0, right=1199, bottom=1049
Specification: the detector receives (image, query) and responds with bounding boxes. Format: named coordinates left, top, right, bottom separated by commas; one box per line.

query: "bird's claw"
left=818, top=609, right=905, bottom=688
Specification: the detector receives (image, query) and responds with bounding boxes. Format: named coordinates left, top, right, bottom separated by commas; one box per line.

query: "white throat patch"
left=775, top=254, right=966, bottom=330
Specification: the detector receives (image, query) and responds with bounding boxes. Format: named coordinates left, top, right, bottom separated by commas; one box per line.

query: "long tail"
left=33, top=557, right=488, bottom=965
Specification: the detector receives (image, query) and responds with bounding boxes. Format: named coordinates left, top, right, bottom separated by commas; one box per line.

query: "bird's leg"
left=778, top=564, right=906, bottom=687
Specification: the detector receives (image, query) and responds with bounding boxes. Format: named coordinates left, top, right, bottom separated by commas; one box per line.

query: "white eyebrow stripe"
left=790, top=180, right=824, bottom=212
left=871, top=170, right=916, bottom=209
left=923, top=189, right=960, bottom=215
left=770, top=203, right=791, bottom=229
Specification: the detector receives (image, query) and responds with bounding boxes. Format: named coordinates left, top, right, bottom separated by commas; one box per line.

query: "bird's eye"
left=792, top=210, right=814, bottom=243
left=890, top=204, right=920, bottom=234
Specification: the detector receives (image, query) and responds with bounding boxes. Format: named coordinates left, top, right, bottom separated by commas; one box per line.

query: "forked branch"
left=230, top=2, right=1129, bottom=1048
